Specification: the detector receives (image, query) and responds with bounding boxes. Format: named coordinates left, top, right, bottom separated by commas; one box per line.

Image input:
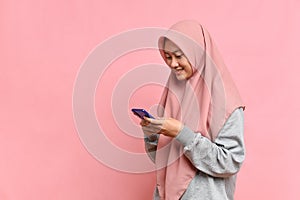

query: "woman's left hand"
left=143, top=117, right=184, bottom=138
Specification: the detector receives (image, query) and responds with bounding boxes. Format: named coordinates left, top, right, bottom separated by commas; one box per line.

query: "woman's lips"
left=174, top=67, right=184, bottom=75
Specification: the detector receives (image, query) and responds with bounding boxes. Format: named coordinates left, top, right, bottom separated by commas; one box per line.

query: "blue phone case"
left=131, top=108, right=155, bottom=119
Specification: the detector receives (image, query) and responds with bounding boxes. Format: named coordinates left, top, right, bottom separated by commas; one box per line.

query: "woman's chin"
left=175, top=74, right=187, bottom=81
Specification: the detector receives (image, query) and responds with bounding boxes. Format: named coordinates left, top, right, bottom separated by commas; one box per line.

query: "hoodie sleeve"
left=144, top=134, right=159, bottom=163
left=175, top=108, right=245, bottom=178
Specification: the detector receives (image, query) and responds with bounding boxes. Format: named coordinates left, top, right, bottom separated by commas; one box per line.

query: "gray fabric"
left=144, top=108, right=245, bottom=200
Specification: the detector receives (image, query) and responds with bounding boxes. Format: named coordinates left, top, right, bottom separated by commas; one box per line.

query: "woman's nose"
left=170, top=58, right=179, bottom=68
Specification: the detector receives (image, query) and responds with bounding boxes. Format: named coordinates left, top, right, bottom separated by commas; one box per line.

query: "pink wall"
left=1, top=0, right=300, bottom=199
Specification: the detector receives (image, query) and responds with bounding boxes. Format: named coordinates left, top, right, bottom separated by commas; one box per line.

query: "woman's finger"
left=144, top=117, right=164, bottom=125
left=140, top=119, right=150, bottom=126
left=142, top=126, right=162, bottom=135
left=142, top=125, right=162, bottom=132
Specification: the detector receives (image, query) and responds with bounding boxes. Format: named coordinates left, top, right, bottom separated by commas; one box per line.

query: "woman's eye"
left=175, top=55, right=183, bottom=59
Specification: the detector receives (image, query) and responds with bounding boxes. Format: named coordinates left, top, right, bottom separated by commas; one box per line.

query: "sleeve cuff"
left=175, top=126, right=195, bottom=146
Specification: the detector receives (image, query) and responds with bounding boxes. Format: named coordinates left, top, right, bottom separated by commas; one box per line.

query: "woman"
left=141, top=20, right=245, bottom=200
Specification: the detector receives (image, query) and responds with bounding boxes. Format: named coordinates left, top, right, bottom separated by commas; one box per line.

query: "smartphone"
left=131, top=108, right=155, bottom=119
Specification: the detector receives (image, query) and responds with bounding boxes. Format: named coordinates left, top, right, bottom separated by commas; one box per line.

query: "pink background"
left=1, top=0, right=300, bottom=199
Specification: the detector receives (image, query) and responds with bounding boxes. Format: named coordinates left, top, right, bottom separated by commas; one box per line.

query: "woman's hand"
left=140, top=117, right=184, bottom=138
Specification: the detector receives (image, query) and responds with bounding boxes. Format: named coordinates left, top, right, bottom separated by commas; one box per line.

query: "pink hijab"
left=156, top=20, right=245, bottom=199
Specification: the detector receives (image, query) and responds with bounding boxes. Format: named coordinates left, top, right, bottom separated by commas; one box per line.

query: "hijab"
left=155, top=20, right=245, bottom=199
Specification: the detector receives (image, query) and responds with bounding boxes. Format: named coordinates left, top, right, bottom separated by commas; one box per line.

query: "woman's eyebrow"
left=164, top=49, right=182, bottom=54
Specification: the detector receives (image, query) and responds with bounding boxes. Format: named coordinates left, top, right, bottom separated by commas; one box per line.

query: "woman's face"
left=163, top=39, right=193, bottom=81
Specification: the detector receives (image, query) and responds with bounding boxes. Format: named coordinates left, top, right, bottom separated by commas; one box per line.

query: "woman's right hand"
left=141, top=117, right=183, bottom=138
